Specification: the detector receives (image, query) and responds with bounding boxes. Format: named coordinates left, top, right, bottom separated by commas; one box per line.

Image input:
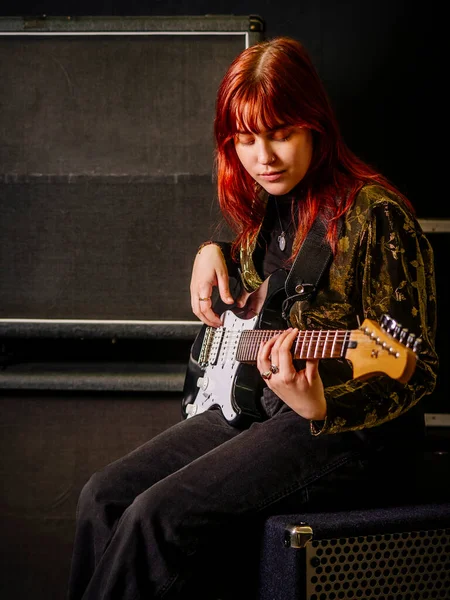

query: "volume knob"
left=196, top=376, right=209, bottom=391
left=185, top=404, right=198, bottom=417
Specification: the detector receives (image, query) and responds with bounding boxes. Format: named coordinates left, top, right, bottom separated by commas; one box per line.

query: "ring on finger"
left=261, top=370, right=272, bottom=380
left=199, top=297, right=211, bottom=302
left=270, top=364, right=279, bottom=374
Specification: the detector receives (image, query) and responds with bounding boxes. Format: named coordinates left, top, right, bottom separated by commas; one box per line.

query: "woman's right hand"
left=190, top=243, right=235, bottom=327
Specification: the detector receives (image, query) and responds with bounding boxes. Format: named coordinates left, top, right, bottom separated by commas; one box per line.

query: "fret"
left=293, top=329, right=300, bottom=359
left=317, top=330, right=324, bottom=358
left=299, top=330, right=307, bottom=358
left=323, top=329, right=331, bottom=357
left=331, top=330, right=338, bottom=357
left=306, top=330, right=313, bottom=359
left=337, top=331, right=346, bottom=357
left=239, top=331, right=247, bottom=362
left=237, top=328, right=351, bottom=362
left=342, top=330, right=350, bottom=357
left=313, top=330, right=320, bottom=359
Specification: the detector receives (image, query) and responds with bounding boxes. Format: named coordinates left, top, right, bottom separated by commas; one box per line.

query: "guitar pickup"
left=199, top=326, right=225, bottom=368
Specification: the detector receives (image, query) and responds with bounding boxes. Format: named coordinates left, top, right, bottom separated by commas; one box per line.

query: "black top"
left=253, top=194, right=298, bottom=279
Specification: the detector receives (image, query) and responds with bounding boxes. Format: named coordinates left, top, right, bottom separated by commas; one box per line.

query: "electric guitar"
left=182, top=270, right=420, bottom=425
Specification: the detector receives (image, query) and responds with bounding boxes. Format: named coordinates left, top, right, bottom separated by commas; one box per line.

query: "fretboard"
left=236, top=329, right=352, bottom=363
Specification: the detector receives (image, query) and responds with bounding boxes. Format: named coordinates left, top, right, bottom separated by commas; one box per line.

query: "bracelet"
left=310, top=418, right=327, bottom=436
left=197, top=240, right=218, bottom=254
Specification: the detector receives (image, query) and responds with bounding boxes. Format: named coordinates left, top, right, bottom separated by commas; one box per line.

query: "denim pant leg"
left=67, top=408, right=242, bottom=600
left=72, top=405, right=374, bottom=600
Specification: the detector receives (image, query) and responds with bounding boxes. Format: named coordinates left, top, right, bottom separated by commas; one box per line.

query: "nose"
left=257, top=140, right=275, bottom=165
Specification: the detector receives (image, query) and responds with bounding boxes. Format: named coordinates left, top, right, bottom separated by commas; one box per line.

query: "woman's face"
left=234, top=125, right=313, bottom=196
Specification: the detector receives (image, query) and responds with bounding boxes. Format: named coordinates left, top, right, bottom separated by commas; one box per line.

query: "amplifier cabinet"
left=260, top=503, right=450, bottom=600
left=0, top=15, right=264, bottom=324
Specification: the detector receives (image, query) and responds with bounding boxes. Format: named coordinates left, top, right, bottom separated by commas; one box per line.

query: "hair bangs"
left=229, top=84, right=292, bottom=135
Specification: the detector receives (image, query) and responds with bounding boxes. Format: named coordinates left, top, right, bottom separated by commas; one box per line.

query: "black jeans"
left=67, top=397, right=397, bottom=600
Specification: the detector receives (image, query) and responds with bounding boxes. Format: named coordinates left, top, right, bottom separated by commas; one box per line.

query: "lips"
left=259, top=171, right=284, bottom=182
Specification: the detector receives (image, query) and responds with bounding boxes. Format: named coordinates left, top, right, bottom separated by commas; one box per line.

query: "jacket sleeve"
left=311, top=199, right=438, bottom=435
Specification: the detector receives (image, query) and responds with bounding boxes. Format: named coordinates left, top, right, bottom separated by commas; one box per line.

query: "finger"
left=259, top=331, right=285, bottom=362
left=194, top=295, right=222, bottom=327
left=257, top=337, right=276, bottom=374
left=194, top=310, right=221, bottom=328
left=257, top=331, right=290, bottom=379
left=217, top=273, right=235, bottom=305
left=268, top=329, right=294, bottom=366
left=201, top=310, right=222, bottom=328
left=305, top=359, right=320, bottom=381
left=256, top=340, right=268, bottom=372
left=266, top=331, right=289, bottom=370
left=256, top=340, right=278, bottom=383
left=277, top=328, right=299, bottom=371
left=235, top=290, right=250, bottom=308
left=270, top=328, right=293, bottom=349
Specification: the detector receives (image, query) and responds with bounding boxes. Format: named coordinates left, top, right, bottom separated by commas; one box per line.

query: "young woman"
left=68, top=36, right=438, bottom=600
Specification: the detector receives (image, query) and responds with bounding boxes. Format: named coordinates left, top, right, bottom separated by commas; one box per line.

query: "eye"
left=271, top=128, right=292, bottom=142
left=236, top=133, right=255, bottom=146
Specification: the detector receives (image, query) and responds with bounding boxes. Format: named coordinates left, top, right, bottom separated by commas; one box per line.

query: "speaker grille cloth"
left=306, top=528, right=450, bottom=599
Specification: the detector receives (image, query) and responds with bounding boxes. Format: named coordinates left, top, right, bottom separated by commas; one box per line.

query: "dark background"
left=0, top=0, right=445, bottom=218
left=0, top=2, right=448, bottom=600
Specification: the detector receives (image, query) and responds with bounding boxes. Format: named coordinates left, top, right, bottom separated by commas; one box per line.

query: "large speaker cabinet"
left=0, top=15, right=263, bottom=324
left=0, top=17, right=265, bottom=600
left=0, top=14, right=264, bottom=393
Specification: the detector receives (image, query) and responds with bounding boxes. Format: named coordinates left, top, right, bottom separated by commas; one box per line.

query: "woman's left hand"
left=256, top=328, right=327, bottom=421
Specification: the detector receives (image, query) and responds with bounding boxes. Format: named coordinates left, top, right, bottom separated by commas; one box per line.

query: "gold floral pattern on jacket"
left=239, top=184, right=438, bottom=435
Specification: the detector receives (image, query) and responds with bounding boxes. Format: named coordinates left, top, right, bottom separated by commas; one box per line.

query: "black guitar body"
left=181, top=270, right=289, bottom=426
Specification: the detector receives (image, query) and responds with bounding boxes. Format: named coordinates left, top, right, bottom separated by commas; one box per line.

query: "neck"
left=235, top=328, right=351, bottom=363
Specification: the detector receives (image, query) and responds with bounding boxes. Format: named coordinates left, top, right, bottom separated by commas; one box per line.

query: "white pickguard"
left=185, top=310, right=258, bottom=422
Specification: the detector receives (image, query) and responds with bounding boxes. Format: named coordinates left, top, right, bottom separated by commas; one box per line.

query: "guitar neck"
left=236, top=329, right=353, bottom=363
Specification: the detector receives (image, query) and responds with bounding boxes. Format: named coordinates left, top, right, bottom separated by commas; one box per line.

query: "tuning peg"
left=399, top=329, right=409, bottom=344
left=413, top=337, right=422, bottom=354
left=405, top=332, right=416, bottom=348
left=380, top=314, right=391, bottom=331
left=392, top=324, right=403, bottom=339
left=387, top=318, right=398, bottom=336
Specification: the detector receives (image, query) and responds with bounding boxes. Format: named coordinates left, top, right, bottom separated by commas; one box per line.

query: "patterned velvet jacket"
left=234, top=184, right=438, bottom=436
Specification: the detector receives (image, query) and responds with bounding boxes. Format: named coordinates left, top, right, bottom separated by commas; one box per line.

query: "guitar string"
left=214, top=332, right=357, bottom=341
left=221, top=330, right=354, bottom=360
left=212, top=331, right=396, bottom=350
left=209, top=329, right=393, bottom=343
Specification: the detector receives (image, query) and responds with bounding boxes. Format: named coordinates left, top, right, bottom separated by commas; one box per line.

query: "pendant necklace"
left=274, top=198, right=287, bottom=251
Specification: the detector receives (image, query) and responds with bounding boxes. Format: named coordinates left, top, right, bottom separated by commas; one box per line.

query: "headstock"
left=378, top=314, right=422, bottom=354
left=346, top=314, right=419, bottom=383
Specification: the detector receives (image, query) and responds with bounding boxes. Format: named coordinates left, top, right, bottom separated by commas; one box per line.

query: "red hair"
left=214, top=36, right=413, bottom=258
